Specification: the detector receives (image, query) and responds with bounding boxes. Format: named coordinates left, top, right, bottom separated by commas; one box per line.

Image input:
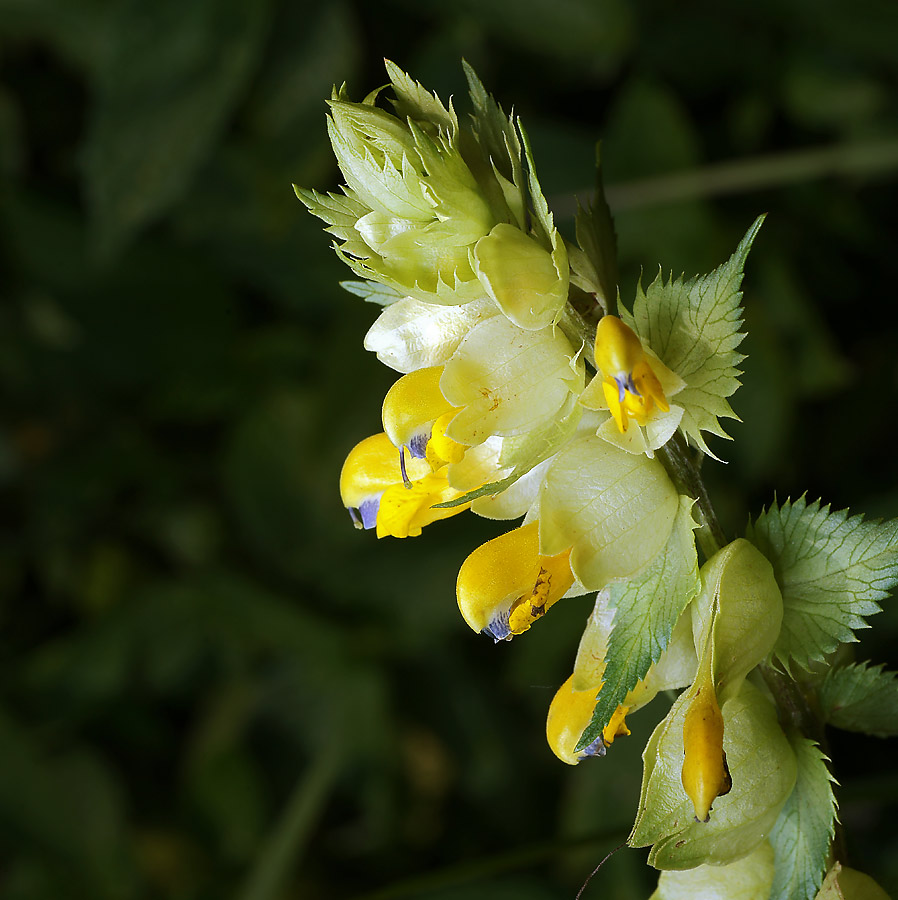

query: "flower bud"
left=681, top=680, right=731, bottom=823
left=297, top=66, right=497, bottom=306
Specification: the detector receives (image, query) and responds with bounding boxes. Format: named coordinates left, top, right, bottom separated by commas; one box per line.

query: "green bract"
left=769, top=732, right=838, bottom=900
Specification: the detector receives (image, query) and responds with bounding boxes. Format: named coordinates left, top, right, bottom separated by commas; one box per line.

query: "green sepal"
left=630, top=681, right=797, bottom=869
left=818, top=662, right=898, bottom=737
left=623, top=215, right=764, bottom=459
left=768, top=732, right=838, bottom=900
left=574, top=496, right=700, bottom=750
left=691, top=538, right=784, bottom=703
left=746, top=496, right=898, bottom=672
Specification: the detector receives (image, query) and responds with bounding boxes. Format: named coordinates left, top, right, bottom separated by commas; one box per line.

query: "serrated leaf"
left=624, top=215, right=764, bottom=458
left=818, top=662, right=898, bottom=737
left=83, top=0, right=270, bottom=255
left=339, top=280, right=402, bottom=306
left=769, top=733, right=838, bottom=900
left=574, top=496, right=699, bottom=750
left=746, top=497, right=898, bottom=671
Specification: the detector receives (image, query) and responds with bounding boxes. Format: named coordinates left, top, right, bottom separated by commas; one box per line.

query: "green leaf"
left=746, top=497, right=898, bottom=671
left=83, top=0, right=270, bottom=254
left=574, top=496, right=700, bottom=750
left=570, top=142, right=619, bottom=313
left=769, top=734, right=838, bottom=900
left=339, top=279, right=402, bottom=306
left=624, top=215, right=764, bottom=458
left=818, top=662, right=898, bottom=737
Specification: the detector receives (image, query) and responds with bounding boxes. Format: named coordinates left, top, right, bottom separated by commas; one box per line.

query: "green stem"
left=237, top=731, right=344, bottom=900
left=657, top=433, right=726, bottom=559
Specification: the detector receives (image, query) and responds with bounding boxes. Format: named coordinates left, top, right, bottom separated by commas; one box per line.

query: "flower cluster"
left=298, top=62, right=898, bottom=900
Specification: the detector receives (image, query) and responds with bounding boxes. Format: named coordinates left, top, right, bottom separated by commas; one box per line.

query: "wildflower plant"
left=297, top=62, right=898, bottom=900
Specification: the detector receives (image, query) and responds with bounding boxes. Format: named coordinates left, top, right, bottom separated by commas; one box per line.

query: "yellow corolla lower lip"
left=456, top=522, right=575, bottom=641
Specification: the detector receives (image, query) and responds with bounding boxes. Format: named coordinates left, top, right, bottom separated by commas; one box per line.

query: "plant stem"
left=657, top=433, right=726, bottom=559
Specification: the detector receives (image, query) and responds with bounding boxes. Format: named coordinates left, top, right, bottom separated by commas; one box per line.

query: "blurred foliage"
left=1, top=0, right=897, bottom=897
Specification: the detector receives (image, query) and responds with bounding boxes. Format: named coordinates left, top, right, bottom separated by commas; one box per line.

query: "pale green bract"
left=622, top=216, right=764, bottom=458
left=573, top=496, right=700, bottom=748
left=818, top=662, right=898, bottom=737
left=631, top=681, right=797, bottom=869
left=650, top=841, right=775, bottom=900
left=746, top=496, right=898, bottom=671
left=537, top=434, right=679, bottom=590
left=768, top=733, right=838, bottom=900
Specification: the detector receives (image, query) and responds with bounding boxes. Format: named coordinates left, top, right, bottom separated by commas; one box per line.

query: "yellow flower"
left=339, top=432, right=469, bottom=537
left=456, top=522, right=575, bottom=641
left=381, top=367, right=465, bottom=483
left=546, top=675, right=632, bottom=765
left=581, top=315, right=686, bottom=456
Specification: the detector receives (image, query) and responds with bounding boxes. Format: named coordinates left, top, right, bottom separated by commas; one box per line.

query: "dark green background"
left=2, top=0, right=897, bottom=897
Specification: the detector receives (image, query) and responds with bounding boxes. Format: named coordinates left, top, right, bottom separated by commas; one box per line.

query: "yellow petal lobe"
left=456, top=522, right=574, bottom=640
